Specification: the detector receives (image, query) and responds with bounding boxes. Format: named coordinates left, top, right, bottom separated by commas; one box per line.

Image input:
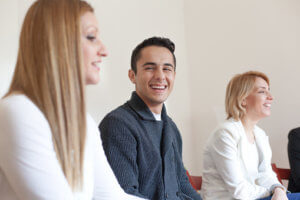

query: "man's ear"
left=128, top=69, right=136, bottom=84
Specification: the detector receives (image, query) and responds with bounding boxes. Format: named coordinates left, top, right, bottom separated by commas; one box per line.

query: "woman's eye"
left=87, top=35, right=96, bottom=41
left=258, top=91, right=265, bottom=94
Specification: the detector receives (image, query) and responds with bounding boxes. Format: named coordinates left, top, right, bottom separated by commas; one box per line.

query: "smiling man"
left=99, top=37, right=201, bottom=200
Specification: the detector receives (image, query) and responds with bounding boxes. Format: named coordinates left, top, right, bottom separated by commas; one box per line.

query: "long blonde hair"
left=225, top=71, right=269, bottom=120
left=6, top=0, right=93, bottom=191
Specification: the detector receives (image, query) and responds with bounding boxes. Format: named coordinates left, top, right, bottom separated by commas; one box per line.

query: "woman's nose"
left=97, top=41, right=108, bottom=57
left=267, top=91, right=273, bottom=100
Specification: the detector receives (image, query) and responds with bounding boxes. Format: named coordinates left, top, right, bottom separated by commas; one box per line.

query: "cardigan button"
left=165, top=193, right=168, bottom=198
left=176, top=191, right=180, bottom=196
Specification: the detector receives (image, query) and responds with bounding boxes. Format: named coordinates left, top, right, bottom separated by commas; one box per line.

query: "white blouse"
left=0, top=94, right=146, bottom=200
left=244, top=141, right=259, bottom=184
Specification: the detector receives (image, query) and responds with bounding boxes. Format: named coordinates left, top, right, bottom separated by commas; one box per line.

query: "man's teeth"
left=151, top=85, right=165, bottom=89
left=264, top=104, right=271, bottom=107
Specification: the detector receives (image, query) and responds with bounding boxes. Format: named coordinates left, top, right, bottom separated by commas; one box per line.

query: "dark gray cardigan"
left=99, top=92, right=201, bottom=200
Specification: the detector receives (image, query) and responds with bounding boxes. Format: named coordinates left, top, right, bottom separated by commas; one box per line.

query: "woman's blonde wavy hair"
left=5, top=0, right=94, bottom=191
left=225, top=71, right=269, bottom=121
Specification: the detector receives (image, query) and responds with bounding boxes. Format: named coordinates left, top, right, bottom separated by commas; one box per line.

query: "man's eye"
left=163, top=68, right=172, bottom=71
left=145, top=67, right=153, bottom=70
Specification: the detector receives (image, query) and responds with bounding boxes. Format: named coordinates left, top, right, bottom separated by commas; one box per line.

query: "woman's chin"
left=85, top=76, right=100, bottom=85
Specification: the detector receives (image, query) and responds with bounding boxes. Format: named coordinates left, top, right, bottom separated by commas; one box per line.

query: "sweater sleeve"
left=0, top=96, right=73, bottom=200
left=210, top=128, right=271, bottom=199
left=99, top=115, right=149, bottom=199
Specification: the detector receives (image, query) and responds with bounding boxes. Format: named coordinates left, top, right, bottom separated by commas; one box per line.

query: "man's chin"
left=150, top=98, right=167, bottom=105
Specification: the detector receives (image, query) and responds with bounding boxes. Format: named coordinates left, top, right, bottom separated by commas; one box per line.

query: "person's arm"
left=89, top=115, right=147, bottom=200
left=288, top=129, right=300, bottom=191
left=210, top=128, right=271, bottom=199
left=271, top=187, right=288, bottom=200
left=255, top=132, right=284, bottom=192
left=99, top=115, right=149, bottom=199
left=0, top=98, right=73, bottom=200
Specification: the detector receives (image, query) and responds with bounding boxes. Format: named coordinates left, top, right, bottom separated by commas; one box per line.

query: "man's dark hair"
left=130, top=36, right=176, bottom=73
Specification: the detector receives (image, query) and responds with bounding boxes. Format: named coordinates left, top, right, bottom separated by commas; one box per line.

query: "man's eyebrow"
left=142, top=62, right=174, bottom=67
left=163, top=63, right=174, bottom=68
left=143, top=62, right=156, bottom=67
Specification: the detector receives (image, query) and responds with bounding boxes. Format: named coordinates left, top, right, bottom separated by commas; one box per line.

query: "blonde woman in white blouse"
left=201, top=71, right=294, bottom=200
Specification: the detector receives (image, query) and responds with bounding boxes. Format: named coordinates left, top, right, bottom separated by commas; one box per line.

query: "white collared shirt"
left=152, top=112, right=161, bottom=121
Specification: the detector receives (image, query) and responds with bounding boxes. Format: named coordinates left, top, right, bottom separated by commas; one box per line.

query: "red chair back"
left=186, top=170, right=202, bottom=190
left=186, top=164, right=289, bottom=191
left=271, top=163, right=291, bottom=184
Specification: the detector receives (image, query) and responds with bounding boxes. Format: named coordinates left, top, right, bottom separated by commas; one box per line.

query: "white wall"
left=0, top=0, right=194, bottom=170
left=184, top=0, right=300, bottom=174
left=1, top=0, right=300, bottom=177
left=0, top=0, right=18, bottom=96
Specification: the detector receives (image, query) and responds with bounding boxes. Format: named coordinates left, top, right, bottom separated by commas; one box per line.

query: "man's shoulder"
left=289, top=127, right=300, bottom=140
left=105, top=102, right=131, bottom=117
left=100, top=102, right=139, bottom=128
